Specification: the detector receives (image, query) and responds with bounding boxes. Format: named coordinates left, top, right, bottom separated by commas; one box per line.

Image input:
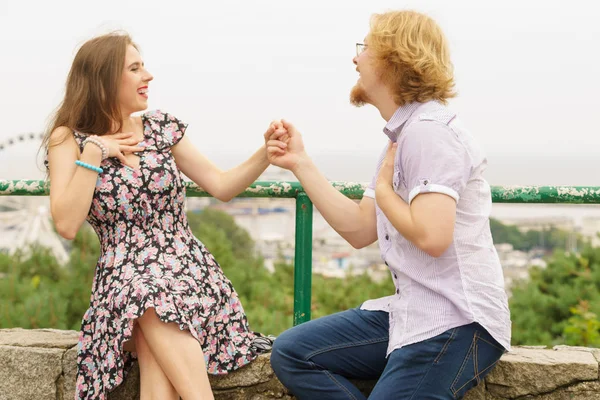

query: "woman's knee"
left=137, top=307, right=159, bottom=326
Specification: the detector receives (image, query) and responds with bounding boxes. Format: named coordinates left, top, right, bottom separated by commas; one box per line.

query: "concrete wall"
left=1, top=328, right=599, bottom=399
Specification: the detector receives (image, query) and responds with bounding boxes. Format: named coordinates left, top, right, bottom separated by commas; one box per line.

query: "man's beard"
left=350, top=83, right=369, bottom=107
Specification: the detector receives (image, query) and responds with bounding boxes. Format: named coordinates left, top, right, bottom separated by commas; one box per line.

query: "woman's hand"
left=86, top=132, right=145, bottom=167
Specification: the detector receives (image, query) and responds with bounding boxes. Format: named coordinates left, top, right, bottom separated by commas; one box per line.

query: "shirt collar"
left=383, top=102, right=422, bottom=142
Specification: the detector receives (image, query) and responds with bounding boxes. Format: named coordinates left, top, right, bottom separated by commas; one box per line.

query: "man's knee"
left=270, top=328, right=304, bottom=375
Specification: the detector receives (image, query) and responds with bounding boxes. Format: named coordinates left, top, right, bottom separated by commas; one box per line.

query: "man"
left=265, top=10, right=511, bottom=399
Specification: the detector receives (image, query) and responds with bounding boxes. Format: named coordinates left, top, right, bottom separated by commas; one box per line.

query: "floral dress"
left=60, top=110, right=260, bottom=399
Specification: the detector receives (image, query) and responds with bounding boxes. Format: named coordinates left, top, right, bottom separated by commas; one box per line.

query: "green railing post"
left=293, top=192, right=313, bottom=325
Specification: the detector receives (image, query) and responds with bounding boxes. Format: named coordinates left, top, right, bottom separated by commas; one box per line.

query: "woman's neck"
left=120, top=115, right=137, bottom=132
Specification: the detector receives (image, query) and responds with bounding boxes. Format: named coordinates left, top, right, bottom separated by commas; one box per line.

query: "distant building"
left=581, top=216, right=600, bottom=247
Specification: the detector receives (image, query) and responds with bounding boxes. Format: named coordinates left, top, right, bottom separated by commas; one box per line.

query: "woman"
left=44, top=32, right=280, bottom=399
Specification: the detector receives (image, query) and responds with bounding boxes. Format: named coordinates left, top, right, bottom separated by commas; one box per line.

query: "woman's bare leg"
left=137, top=308, right=214, bottom=400
left=133, top=322, right=179, bottom=400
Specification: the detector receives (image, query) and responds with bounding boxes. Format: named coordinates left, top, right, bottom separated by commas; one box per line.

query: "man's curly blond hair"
left=367, top=10, right=456, bottom=105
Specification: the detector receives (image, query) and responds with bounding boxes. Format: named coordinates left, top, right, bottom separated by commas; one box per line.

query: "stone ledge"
left=1, top=328, right=599, bottom=400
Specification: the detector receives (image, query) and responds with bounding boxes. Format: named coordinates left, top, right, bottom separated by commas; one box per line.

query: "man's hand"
left=265, top=119, right=307, bottom=172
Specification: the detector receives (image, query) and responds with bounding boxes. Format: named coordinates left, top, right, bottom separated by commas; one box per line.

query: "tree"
left=0, top=208, right=401, bottom=336
left=0, top=226, right=98, bottom=330
left=563, top=301, right=600, bottom=347
left=509, top=245, right=600, bottom=347
left=489, top=218, right=582, bottom=252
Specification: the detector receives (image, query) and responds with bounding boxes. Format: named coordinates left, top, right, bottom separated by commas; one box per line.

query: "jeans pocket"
left=450, top=330, right=504, bottom=398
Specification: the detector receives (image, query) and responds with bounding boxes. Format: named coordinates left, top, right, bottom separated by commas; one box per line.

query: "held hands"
left=264, top=119, right=306, bottom=171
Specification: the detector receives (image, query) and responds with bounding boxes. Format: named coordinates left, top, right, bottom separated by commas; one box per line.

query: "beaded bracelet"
left=75, top=160, right=103, bottom=174
left=82, top=136, right=109, bottom=160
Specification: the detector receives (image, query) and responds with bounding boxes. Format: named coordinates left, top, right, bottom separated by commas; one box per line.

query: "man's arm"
left=375, top=121, right=471, bottom=257
left=266, top=120, right=377, bottom=249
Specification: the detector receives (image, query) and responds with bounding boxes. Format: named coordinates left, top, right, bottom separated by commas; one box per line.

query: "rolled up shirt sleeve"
left=401, top=120, right=472, bottom=205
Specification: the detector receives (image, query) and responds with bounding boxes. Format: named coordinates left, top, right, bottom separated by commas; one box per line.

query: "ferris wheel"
left=0, top=133, right=69, bottom=265
left=0, top=132, right=44, bottom=152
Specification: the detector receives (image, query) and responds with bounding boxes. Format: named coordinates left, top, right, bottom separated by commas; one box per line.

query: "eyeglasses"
left=356, top=43, right=366, bottom=57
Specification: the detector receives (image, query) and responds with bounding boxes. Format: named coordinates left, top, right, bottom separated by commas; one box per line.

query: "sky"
left=0, top=0, right=599, bottom=185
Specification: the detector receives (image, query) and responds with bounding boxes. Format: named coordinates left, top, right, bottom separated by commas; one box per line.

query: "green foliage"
left=563, top=301, right=600, bottom=347
left=0, top=227, right=98, bottom=330
left=1, top=209, right=392, bottom=336
left=3, top=209, right=599, bottom=348
left=187, top=208, right=393, bottom=334
left=509, top=245, right=600, bottom=347
left=490, top=218, right=580, bottom=252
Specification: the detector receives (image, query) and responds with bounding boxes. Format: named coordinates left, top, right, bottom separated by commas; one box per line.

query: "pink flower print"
left=114, top=242, right=127, bottom=265
left=117, top=190, right=135, bottom=219
left=123, top=326, right=132, bottom=338
left=205, top=254, right=216, bottom=267
left=163, top=122, right=178, bottom=144
left=81, top=333, right=93, bottom=347
left=145, top=153, right=160, bottom=169
left=162, top=254, right=177, bottom=271
left=104, top=196, right=116, bottom=210
left=125, top=303, right=139, bottom=319
left=149, top=171, right=172, bottom=191
left=162, top=214, right=174, bottom=231
left=147, top=109, right=159, bottom=118
left=121, top=167, right=137, bottom=181
left=208, top=361, right=217, bottom=374
left=115, top=224, right=127, bottom=242
left=99, top=342, right=108, bottom=356
left=82, top=356, right=96, bottom=372
left=117, top=185, right=133, bottom=202
left=148, top=262, right=162, bottom=278
left=171, top=258, right=183, bottom=274
left=130, top=228, right=147, bottom=248
left=156, top=196, right=168, bottom=211
left=123, top=263, right=135, bottom=281
left=136, top=246, right=158, bottom=264
left=91, top=198, right=104, bottom=217
left=173, top=236, right=187, bottom=257
left=76, top=375, right=87, bottom=392
left=98, top=175, right=114, bottom=192
left=218, top=351, right=229, bottom=363
left=154, top=230, right=167, bottom=247
left=201, top=295, right=216, bottom=309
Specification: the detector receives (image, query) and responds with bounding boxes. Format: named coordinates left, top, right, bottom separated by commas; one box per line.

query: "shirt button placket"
left=384, top=229, right=390, bottom=253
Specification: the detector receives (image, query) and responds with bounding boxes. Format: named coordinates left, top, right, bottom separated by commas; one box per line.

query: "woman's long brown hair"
left=41, top=32, right=136, bottom=152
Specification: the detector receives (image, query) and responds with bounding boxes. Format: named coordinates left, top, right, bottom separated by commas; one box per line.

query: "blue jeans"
left=270, top=307, right=505, bottom=399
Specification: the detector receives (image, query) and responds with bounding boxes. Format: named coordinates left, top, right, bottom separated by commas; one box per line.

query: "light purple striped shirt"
left=361, top=100, right=511, bottom=355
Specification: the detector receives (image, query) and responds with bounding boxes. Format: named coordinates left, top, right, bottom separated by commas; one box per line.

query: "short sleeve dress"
left=56, top=110, right=261, bottom=399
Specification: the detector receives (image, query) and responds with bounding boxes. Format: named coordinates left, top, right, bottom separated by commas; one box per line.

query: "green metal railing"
left=2, top=179, right=600, bottom=325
